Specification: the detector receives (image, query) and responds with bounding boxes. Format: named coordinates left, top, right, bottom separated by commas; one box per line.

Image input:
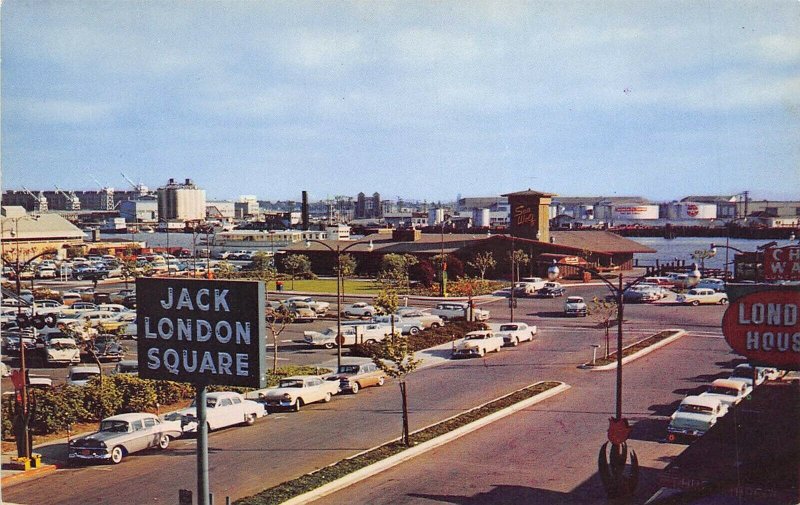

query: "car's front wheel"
left=719, top=298, right=728, bottom=305
left=377, top=377, right=385, bottom=386
left=323, top=343, right=335, bottom=349
left=292, top=399, right=303, bottom=412
left=350, top=382, right=360, bottom=394
left=158, top=434, right=170, bottom=450
left=409, top=326, right=420, bottom=335
left=691, top=300, right=700, bottom=306
left=110, top=446, right=124, bottom=464
left=245, top=413, right=257, bottom=426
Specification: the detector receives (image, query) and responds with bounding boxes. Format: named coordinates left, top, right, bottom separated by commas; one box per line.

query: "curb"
left=279, top=381, right=571, bottom=505
left=582, top=329, right=687, bottom=371
left=1, top=463, right=58, bottom=486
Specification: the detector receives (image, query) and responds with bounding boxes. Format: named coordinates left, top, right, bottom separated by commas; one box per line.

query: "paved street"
left=1, top=281, right=736, bottom=505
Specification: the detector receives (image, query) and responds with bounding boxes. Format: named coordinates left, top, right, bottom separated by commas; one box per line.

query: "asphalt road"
left=2, top=283, right=736, bottom=505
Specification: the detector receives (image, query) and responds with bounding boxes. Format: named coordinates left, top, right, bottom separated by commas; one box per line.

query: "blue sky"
left=2, top=1, right=798, bottom=202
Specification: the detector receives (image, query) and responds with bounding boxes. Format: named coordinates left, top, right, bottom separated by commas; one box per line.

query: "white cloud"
left=752, top=35, right=800, bottom=64
left=8, top=98, right=115, bottom=124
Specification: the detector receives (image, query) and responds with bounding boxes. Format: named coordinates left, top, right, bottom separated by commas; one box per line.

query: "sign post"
left=137, top=278, right=266, bottom=505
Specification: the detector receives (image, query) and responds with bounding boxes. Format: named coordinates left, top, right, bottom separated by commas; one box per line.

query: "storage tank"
left=674, top=202, right=716, bottom=219
left=472, top=208, right=490, bottom=227
left=428, top=208, right=445, bottom=226
left=611, top=205, right=659, bottom=220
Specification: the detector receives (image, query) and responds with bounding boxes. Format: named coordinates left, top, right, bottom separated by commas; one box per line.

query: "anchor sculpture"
left=598, top=417, right=639, bottom=498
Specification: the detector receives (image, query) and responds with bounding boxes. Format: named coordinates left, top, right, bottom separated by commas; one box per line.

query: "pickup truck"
left=431, top=302, right=490, bottom=322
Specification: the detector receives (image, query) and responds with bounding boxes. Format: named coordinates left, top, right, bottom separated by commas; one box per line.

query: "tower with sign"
left=501, top=189, right=555, bottom=242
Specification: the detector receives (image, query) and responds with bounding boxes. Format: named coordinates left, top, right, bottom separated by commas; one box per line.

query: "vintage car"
left=431, top=302, right=490, bottom=322
left=68, top=413, right=182, bottom=464
left=285, top=301, right=317, bottom=322
left=246, top=376, right=340, bottom=412
left=452, top=330, right=504, bottom=358
left=372, top=314, right=439, bottom=335
left=166, top=391, right=264, bottom=432
left=303, top=324, right=397, bottom=348
left=67, top=365, right=102, bottom=386
left=326, top=362, right=386, bottom=394
left=728, top=363, right=781, bottom=387
left=700, top=378, right=751, bottom=408
left=494, top=322, right=537, bottom=346
left=342, top=302, right=377, bottom=318
left=537, top=282, right=566, bottom=298
left=676, top=288, right=729, bottom=306
left=394, top=307, right=444, bottom=328
left=113, top=360, right=139, bottom=376
left=285, top=296, right=330, bottom=315
left=87, top=334, right=125, bottom=362
left=667, top=395, right=728, bottom=442
left=697, top=278, right=726, bottom=292
left=44, top=337, right=81, bottom=365
left=563, top=296, right=588, bottom=317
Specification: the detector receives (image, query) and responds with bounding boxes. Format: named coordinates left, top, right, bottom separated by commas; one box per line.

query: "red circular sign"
left=335, top=334, right=345, bottom=345
left=721, top=290, right=800, bottom=370
left=686, top=204, right=699, bottom=217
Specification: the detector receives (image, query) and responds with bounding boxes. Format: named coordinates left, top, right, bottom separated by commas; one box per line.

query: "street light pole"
left=510, top=235, right=515, bottom=322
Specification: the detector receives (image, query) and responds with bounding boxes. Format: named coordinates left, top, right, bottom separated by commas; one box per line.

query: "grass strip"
left=584, top=330, right=681, bottom=367
left=235, top=381, right=562, bottom=505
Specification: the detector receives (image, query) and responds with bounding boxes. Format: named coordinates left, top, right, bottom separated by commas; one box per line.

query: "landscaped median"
left=580, top=329, right=687, bottom=370
left=234, top=381, right=570, bottom=505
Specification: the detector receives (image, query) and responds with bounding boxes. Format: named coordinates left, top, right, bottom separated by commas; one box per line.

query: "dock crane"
left=89, top=175, right=115, bottom=210
left=21, top=186, right=48, bottom=212
left=120, top=172, right=149, bottom=197
left=54, top=186, right=81, bottom=211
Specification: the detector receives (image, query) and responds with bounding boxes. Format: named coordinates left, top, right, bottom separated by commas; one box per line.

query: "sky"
left=2, top=1, right=798, bottom=203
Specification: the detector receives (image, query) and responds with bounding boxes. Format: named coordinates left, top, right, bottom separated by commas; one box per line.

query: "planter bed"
left=582, top=329, right=684, bottom=368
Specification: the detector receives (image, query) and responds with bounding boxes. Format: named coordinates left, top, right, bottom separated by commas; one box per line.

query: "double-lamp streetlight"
left=544, top=258, right=700, bottom=498
left=305, top=239, right=373, bottom=368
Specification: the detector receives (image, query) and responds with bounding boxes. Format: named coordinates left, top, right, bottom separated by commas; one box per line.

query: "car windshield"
left=189, top=398, right=219, bottom=408
left=338, top=365, right=360, bottom=374
left=499, top=325, right=518, bottom=331
left=280, top=379, right=304, bottom=388
left=50, top=342, right=77, bottom=350
left=708, top=386, right=738, bottom=396
left=730, top=368, right=752, bottom=379
left=466, top=334, right=486, bottom=340
left=71, top=372, right=98, bottom=381
left=678, top=404, right=714, bottom=414
left=100, top=420, right=130, bottom=433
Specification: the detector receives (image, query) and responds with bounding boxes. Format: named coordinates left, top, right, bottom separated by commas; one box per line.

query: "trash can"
left=276, top=281, right=284, bottom=292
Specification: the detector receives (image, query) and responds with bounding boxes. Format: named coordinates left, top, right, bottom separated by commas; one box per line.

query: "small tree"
left=266, top=305, right=295, bottom=373
left=282, top=254, right=312, bottom=289
left=468, top=251, right=496, bottom=280
left=588, top=296, right=618, bottom=357
left=508, top=249, right=530, bottom=283
left=409, top=259, right=435, bottom=287
left=334, top=253, right=357, bottom=301
left=371, top=336, right=421, bottom=446
left=374, top=286, right=400, bottom=340
left=378, top=253, right=418, bottom=291
left=214, top=261, right=238, bottom=279
left=120, top=257, right=139, bottom=289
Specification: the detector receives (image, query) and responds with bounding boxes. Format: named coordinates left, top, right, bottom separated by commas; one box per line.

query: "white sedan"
left=452, top=330, right=504, bottom=358
left=494, top=322, right=537, bottom=346
left=676, top=288, right=728, bottom=306
left=342, top=302, right=377, bottom=318
left=246, top=376, right=340, bottom=412
left=165, top=391, right=264, bottom=433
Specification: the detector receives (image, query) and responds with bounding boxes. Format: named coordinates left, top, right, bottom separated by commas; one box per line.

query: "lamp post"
left=543, top=259, right=700, bottom=498
left=306, top=238, right=374, bottom=369
left=0, top=213, right=49, bottom=463
left=440, top=218, right=448, bottom=297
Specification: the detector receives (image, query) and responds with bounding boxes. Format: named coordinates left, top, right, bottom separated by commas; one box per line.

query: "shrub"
left=113, top=375, right=158, bottom=413
left=350, top=321, right=487, bottom=356
left=2, top=395, right=16, bottom=440
left=409, top=260, right=435, bottom=287
left=82, top=377, right=124, bottom=421
left=152, top=380, right=195, bottom=405
left=29, top=386, right=88, bottom=434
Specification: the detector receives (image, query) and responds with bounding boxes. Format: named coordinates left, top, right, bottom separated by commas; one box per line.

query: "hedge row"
left=349, top=320, right=488, bottom=357
left=2, top=365, right=329, bottom=441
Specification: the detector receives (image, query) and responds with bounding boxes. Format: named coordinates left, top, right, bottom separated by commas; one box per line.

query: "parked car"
left=87, top=334, right=125, bottom=362
left=676, top=288, right=728, bottom=306
left=392, top=309, right=444, bottom=329
left=667, top=395, right=728, bottom=442
left=246, top=376, right=340, bottom=412
left=68, top=413, right=182, bottom=464
left=326, top=362, right=386, bottom=394
left=697, top=278, right=726, bottom=292
left=727, top=364, right=780, bottom=387
left=452, top=330, right=504, bottom=358
left=342, top=302, right=377, bottom=318
left=537, top=282, right=566, bottom=298
left=67, top=365, right=102, bottom=386
left=643, top=276, right=672, bottom=286
left=623, top=285, right=662, bottom=303
left=700, top=378, right=751, bottom=408
left=113, top=360, right=139, bottom=376
left=494, top=322, right=537, bottom=346
left=285, top=301, right=317, bottom=322
left=36, top=266, right=57, bottom=279
left=285, top=296, right=330, bottom=315
left=431, top=302, right=490, bottom=322
left=372, top=315, right=430, bottom=335
left=165, top=391, right=264, bottom=432
left=110, top=289, right=136, bottom=304
left=303, top=324, right=397, bottom=348
left=44, top=337, right=81, bottom=365
left=73, top=266, right=109, bottom=281
left=513, top=277, right=547, bottom=297
left=564, top=296, right=588, bottom=317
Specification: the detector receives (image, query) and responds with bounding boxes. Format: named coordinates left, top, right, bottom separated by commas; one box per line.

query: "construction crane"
left=21, top=186, right=48, bottom=212
left=54, top=185, right=81, bottom=211
left=121, top=172, right=149, bottom=196
left=89, top=175, right=115, bottom=210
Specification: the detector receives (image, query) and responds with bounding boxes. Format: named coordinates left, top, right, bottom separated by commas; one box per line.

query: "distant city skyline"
left=2, top=2, right=798, bottom=202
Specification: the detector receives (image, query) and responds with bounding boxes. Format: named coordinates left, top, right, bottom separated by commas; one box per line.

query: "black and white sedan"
left=68, top=413, right=182, bottom=465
